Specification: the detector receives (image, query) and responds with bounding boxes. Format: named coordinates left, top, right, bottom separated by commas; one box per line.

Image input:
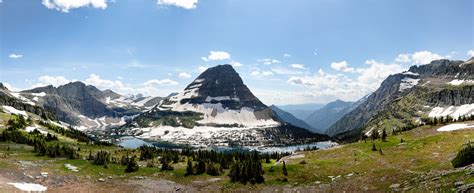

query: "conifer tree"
left=185, top=158, right=193, bottom=176
left=282, top=161, right=288, bottom=176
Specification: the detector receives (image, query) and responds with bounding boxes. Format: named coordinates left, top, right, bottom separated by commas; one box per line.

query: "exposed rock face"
left=0, top=82, right=56, bottom=120
left=22, top=82, right=157, bottom=128
left=327, top=58, right=474, bottom=140
left=173, top=64, right=267, bottom=111
left=0, top=83, right=7, bottom=90
left=24, top=82, right=120, bottom=124
left=157, top=64, right=278, bottom=127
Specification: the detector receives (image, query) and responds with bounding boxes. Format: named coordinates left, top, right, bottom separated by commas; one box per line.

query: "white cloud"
left=198, top=66, right=208, bottom=73
left=251, top=70, right=273, bottom=77
left=178, top=72, right=191, bottom=79
left=290, top=64, right=306, bottom=69
left=201, top=51, right=230, bottom=61
left=287, top=60, right=405, bottom=101
left=257, top=58, right=281, bottom=65
left=8, top=53, right=23, bottom=59
left=271, top=67, right=302, bottom=75
left=144, top=79, right=179, bottom=87
left=394, top=51, right=445, bottom=65
left=157, top=0, right=198, bottom=9
left=357, top=60, right=406, bottom=89
left=411, top=51, right=444, bottom=65
left=84, top=74, right=133, bottom=93
left=395, top=54, right=411, bottom=63
left=229, top=61, right=243, bottom=67
left=330, top=61, right=354, bottom=72
left=283, top=53, right=291, bottom=58
left=468, top=50, right=474, bottom=57
left=32, top=76, right=71, bottom=88
left=42, top=0, right=107, bottom=13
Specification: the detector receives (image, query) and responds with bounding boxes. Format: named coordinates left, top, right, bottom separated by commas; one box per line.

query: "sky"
left=1, top=0, right=473, bottom=105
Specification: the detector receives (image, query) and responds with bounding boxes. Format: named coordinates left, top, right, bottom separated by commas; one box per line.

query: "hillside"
left=327, top=58, right=474, bottom=140
left=0, top=107, right=472, bottom=192
left=20, top=82, right=163, bottom=130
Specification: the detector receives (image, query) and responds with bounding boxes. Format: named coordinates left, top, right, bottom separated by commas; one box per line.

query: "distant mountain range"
left=1, top=58, right=472, bottom=145
left=303, top=100, right=357, bottom=134
left=277, top=103, right=324, bottom=120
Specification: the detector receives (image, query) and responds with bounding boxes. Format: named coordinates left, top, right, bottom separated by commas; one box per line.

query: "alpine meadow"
left=0, top=0, right=473, bottom=192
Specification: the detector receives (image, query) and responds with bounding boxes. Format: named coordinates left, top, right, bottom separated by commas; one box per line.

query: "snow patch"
left=401, top=71, right=419, bottom=76
left=428, top=104, right=474, bottom=119
left=437, top=123, right=474, bottom=131
left=399, top=77, right=420, bottom=92
left=10, top=92, right=35, bottom=105
left=2, top=106, right=28, bottom=117
left=64, top=164, right=79, bottom=172
left=8, top=182, right=47, bottom=192
left=30, top=92, right=46, bottom=97
left=25, top=125, right=48, bottom=134
left=448, top=79, right=474, bottom=86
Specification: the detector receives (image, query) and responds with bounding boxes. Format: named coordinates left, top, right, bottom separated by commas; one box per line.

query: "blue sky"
left=1, top=0, right=473, bottom=105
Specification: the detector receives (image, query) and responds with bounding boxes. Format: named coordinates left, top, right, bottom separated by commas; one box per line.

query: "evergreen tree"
left=371, top=143, right=377, bottom=151
left=381, top=129, right=387, bottom=142
left=185, top=158, right=194, bottom=176
left=282, top=161, right=288, bottom=176
left=195, top=159, right=206, bottom=174
left=125, top=157, right=139, bottom=173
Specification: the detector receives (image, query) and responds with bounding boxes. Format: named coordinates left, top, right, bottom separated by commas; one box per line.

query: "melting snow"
left=2, top=105, right=28, bottom=117
left=437, top=123, right=474, bottom=131
left=64, top=164, right=79, bottom=172
left=448, top=79, right=474, bottom=86
left=401, top=71, right=419, bottom=76
left=30, top=92, right=46, bottom=97
left=8, top=183, right=47, bottom=192
left=25, top=125, right=48, bottom=134
left=10, top=92, right=35, bottom=105
left=399, top=78, right=420, bottom=92
left=428, top=104, right=474, bottom=119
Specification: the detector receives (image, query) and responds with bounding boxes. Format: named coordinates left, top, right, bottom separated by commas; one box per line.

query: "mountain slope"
left=304, top=100, right=356, bottom=134
left=270, top=105, right=315, bottom=132
left=327, top=58, right=474, bottom=140
left=21, top=82, right=162, bottom=130
left=121, top=64, right=329, bottom=146
left=0, top=83, right=56, bottom=120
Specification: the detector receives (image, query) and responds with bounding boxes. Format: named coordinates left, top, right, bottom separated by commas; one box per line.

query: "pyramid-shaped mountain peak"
left=167, top=64, right=267, bottom=111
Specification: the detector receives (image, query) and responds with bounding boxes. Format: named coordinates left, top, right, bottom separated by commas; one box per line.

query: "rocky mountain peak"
left=174, top=64, right=267, bottom=110
left=0, top=83, right=7, bottom=90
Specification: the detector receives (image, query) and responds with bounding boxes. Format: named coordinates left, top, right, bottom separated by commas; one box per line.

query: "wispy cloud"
left=202, top=51, right=230, bottom=61
left=257, top=58, right=281, bottom=65
left=8, top=53, right=23, bottom=59
left=290, top=64, right=306, bottom=70
left=157, top=0, right=198, bottom=10
left=330, top=61, right=354, bottom=72
left=178, top=72, right=192, bottom=79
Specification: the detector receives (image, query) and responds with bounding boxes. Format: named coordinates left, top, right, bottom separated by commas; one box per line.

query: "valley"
left=0, top=109, right=472, bottom=192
